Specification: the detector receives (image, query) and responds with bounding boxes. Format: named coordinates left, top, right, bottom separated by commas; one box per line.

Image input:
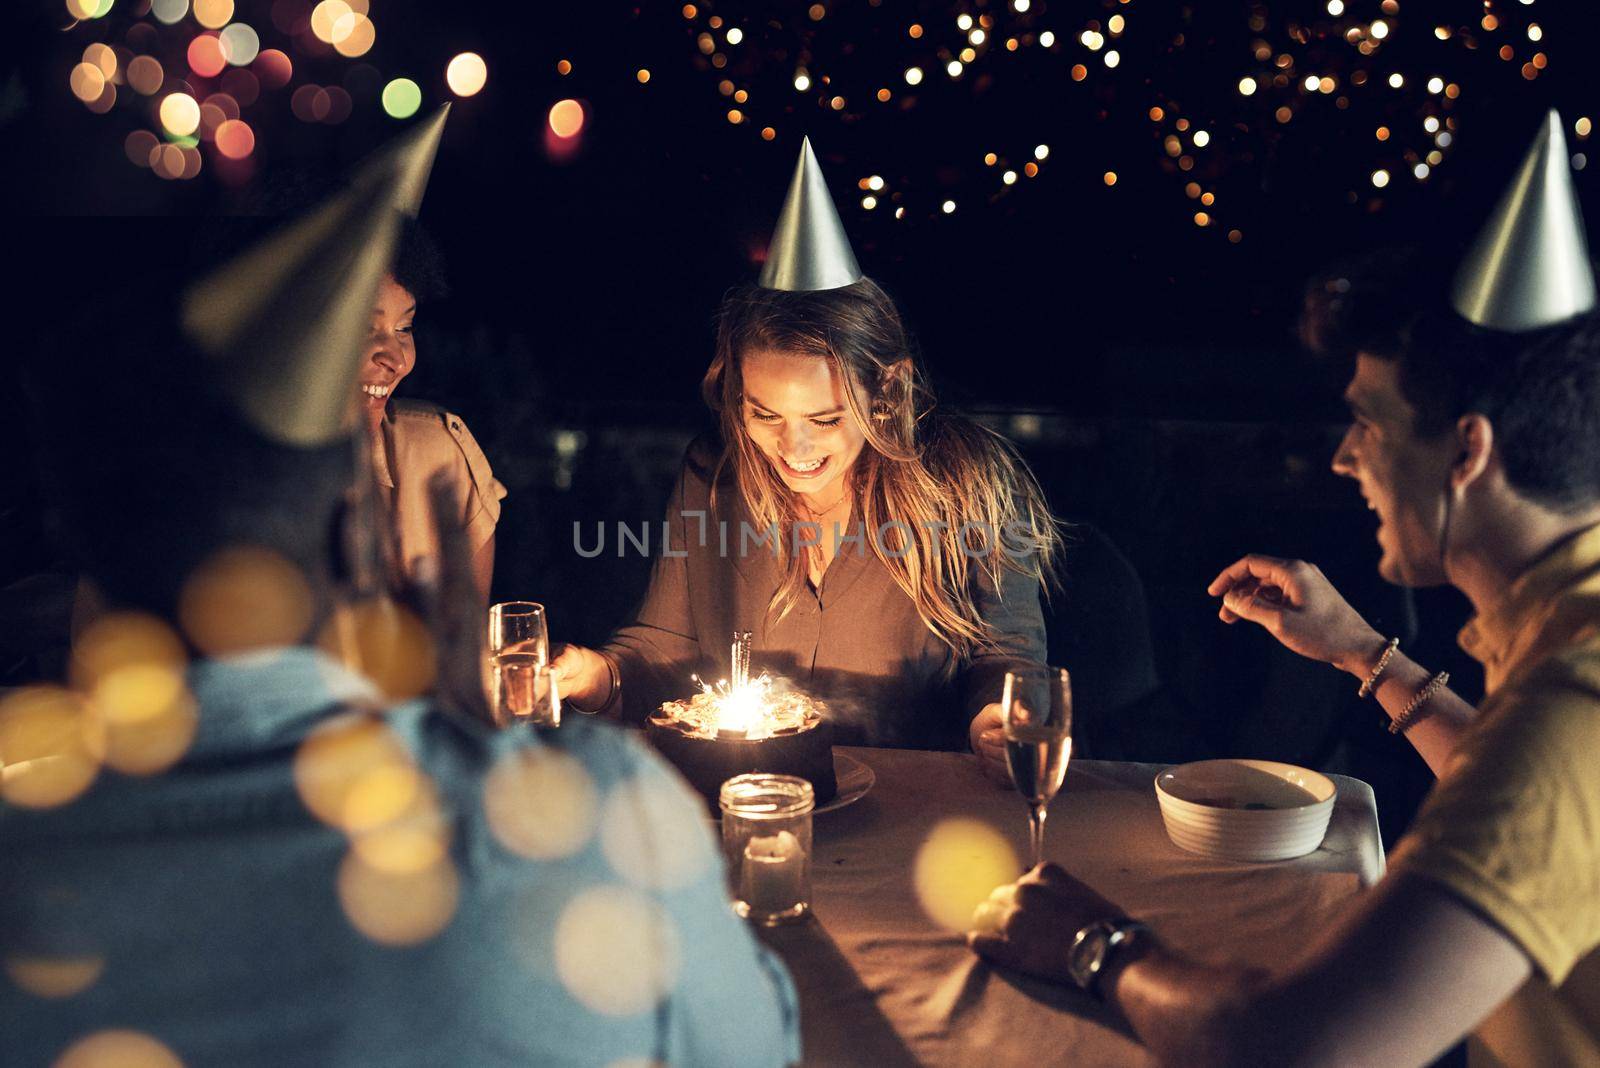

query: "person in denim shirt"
left=4, top=157, right=799, bottom=1068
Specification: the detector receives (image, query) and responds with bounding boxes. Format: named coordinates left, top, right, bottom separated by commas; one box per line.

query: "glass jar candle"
left=719, top=773, right=814, bottom=925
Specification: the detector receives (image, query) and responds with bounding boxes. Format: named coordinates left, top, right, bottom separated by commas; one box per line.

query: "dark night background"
left=7, top=1, right=1600, bottom=846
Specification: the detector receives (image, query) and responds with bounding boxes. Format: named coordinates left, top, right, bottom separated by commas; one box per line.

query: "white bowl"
left=1154, top=759, right=1337, bottom=862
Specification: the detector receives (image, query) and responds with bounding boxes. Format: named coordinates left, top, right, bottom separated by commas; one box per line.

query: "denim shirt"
left=0, top=648, right=800, bottom=1067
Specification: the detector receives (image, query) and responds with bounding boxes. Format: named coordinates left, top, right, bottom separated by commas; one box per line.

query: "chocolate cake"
left=646, top=694, right=838, bottom=808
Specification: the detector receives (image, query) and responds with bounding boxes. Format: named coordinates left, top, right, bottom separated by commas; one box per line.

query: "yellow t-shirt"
left=372, top=400, right=506, bottom=576
left=1391, top=524, right=1600, bottom=1068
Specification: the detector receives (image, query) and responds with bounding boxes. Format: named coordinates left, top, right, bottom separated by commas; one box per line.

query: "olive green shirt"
left=602, top=441, right=1048, bottom=750
left=1392, top=523, right=1600, bottom=1067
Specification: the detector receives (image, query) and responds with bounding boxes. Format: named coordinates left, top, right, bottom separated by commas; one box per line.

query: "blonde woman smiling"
left=555, top=141, right=1058, bottom=770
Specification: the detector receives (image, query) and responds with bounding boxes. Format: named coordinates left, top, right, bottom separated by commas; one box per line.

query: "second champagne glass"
left=489, top=601, right=548, bottom=664
left=1002, top=667, right=1073, bottom=869
left=487, top=602, right=550, bottom=722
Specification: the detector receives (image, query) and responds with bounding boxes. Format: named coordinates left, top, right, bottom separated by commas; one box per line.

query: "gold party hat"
left=1451, top=109, right=1596, bottom=332
left=181, top=177, right=403, bottom=446
left=759, top=136, right=864, bottom=291
left=351, top=102, right=451, bottom=217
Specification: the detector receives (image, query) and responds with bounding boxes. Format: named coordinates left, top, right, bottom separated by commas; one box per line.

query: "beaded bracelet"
left=1389, top=670, right=1450, bottom=735
left=1358, top=637, right=1401, bottom=699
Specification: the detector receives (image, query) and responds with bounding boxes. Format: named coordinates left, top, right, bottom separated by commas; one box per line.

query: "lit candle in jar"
left=741, top=830, right=806, bottom=915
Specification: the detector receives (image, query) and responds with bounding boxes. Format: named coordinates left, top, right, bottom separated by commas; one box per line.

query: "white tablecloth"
left=760, top=747, right=1384, bottom=1067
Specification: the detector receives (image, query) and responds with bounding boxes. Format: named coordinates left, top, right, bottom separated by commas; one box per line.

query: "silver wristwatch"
left=1066, top=918, right=1149, bottom=999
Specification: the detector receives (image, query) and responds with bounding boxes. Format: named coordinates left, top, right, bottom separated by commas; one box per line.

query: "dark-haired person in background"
left=970, top=112, right=1600, bottom=1067
left=365, top=223, right=505, bottom=601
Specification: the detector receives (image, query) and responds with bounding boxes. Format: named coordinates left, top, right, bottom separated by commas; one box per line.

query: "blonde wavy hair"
left=701, top=278, right=1062, bottom=662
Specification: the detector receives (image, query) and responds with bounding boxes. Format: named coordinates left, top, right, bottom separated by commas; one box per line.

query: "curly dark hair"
left=1396, top=307, right=1600, bottom=512
left=391, top=218, right=450, bottom=303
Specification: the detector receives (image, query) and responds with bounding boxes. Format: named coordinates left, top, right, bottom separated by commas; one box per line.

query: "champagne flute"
left=490, top=658, right=561, bottom=727
left=487, top=602, right=551, bottom=723
left=1002, top=667, right=1073, bottom=869
left=489, top=601, right=548, bottom=664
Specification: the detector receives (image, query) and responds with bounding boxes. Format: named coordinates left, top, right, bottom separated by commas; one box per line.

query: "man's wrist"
left=1337, top=633, right=1391, bottom=678
left=1067, top=918, right=1152, bottom=1000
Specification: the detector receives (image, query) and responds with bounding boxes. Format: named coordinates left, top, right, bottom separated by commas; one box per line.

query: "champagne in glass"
left=490, top=655, right=560, bottom=726
left=1002, top=667, right=1073, bottom=868
left=489, top=601, right=549, bottom=665
left=487, top=602, right=552, bottom=726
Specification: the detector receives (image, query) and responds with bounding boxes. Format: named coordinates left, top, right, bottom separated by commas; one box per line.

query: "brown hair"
left=702, top=278, right=1062, bottom=661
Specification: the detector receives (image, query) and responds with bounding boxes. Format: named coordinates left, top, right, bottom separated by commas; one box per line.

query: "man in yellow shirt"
left=970, top=110, right=1600, bottom=1066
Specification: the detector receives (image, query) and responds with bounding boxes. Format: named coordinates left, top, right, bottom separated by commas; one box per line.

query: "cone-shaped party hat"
left=758, top=136, right=864, bottom=291
left=1451, top=109, right=1596, bottom=332
left=181, top=175, right=404, bottom=446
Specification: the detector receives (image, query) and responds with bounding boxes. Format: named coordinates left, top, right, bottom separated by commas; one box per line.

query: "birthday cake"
left=646, top=688, right=838, bottom=808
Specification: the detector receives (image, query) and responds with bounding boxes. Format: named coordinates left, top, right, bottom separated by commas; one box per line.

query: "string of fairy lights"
left=665, top=0, right=1579, bottom=239
left=60, top=0, right=1585, bottom=236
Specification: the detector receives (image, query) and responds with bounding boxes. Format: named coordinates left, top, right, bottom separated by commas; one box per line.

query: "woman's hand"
left=549, top=643, right=613, bottom=711
left=969, top=702, right=1012, bottom=787
left=1207, top=555, right=1386, bottom=676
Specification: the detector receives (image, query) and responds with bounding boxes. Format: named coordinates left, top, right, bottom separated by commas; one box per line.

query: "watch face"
left=1068, top=924, right=1111, bottom=990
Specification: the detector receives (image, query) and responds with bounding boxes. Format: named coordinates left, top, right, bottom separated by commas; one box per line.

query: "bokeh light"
left=291, top=84, right=331, bottom=123
left=85, top=82, right=117, bottom=115
left=52, top=1030, right=183, bottom=1068
left=446, top=52, right=487, bottom=97
left=253, top=48, right=292, bottom=89
left=150, top=0, right=187, bottom=23
left=214, top=119, right=255, bottom=160
left=73, top=610, right=196, bottom=777
left=912, top=818, right=1020, bottom=931
left=555, top=887, right=680, bottom=1016
left=69, top=63, right=106, bottom=105
left=3, top=955, right=105, bottom=1000
left=187, top=35, right=227, bottom=79
left=315, top=598, right=435, bottom=701
left=292, top=712, right=414, bottom=830
left=483, top=748, right=599, bottom=859
left=127, top=56, right=164, bottom=96
left=332, top=12, right=374, bottom=57
left=309, top=0, right=348, bottom=40
left=64, top=0, right=99, bottom=20
left=599, top=777, right=710, bottom=890
left=82, top=43, right=116, bottom=79
left=381, top=78, right=421, bottom=119
left=158, top=92, right=201, bottom=137
left=548, top=99, right=584, bottom=138
left=0, top=686, right=104, bottom=809
left=125, top=129, right=159, bottom=167
left=177, top=546, right=313, bottom=656
left=192, top=0, right=233, bottom=30
left=337, top=850, right=459, bottom=946
left=219, top=23, right=260, bottom=65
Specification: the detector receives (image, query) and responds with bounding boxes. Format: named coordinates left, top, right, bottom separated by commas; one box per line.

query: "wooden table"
left=760, top=746, right=1384, bottom=1067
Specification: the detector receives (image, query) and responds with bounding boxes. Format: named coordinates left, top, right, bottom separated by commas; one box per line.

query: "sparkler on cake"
left=647, top=632, right=838, bottom=807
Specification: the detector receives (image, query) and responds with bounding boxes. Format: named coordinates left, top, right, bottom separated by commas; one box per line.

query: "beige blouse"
left=371, top=400, right=506, bottom=575
left=602, top=439, right=1048, bottom=750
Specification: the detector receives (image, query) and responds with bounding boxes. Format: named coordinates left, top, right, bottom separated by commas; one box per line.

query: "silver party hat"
left=1451, top=109, right=1596, bottom=332
left=181, top=177, right=404, bottom=446
left=351, top=102, right=451, bottom=217
left=759, top=136, right=864, bottom=291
